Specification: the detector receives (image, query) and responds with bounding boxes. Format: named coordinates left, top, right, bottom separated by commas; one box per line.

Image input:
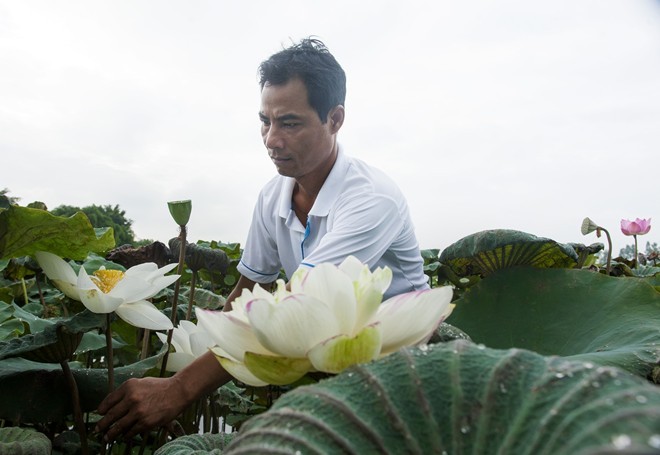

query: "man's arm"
left=95, top=274, right=268, bottom=442
left=224, top=274, right=272, bottom=311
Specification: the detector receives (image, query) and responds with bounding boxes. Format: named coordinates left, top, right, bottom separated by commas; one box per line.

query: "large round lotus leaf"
left=154, top=433, right=234, bottom=455
left=0, top=427, right=51, bottom=455
left=446, top=267, right=660, bottom=378
left=0, top=310, right=105, bottom=362
left=0, top=347, right=165, bottom=423
left=224, top=340, right=660, bottom=454
left=0, top=205, right=115, bottom=260
left=439, top=229, right=578, bottom=277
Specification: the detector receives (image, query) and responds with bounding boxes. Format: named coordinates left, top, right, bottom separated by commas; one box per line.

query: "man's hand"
left=95, top=351, right=232, bottom=442
left=95, top=376, right=187, bottom=442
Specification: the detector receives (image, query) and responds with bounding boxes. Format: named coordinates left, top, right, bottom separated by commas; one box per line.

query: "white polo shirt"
left=237, top=147, right=429, bottom=300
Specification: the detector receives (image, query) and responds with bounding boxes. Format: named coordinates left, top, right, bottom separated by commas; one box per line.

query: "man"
left=96, top=38, right=428, bottom=442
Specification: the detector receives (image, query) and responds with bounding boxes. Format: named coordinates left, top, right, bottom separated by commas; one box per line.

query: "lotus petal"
left=296, top=263, right=357, bottom=334
left=211, top=348, right=269, bottom=387
left=35, top=251, right=81, bottom=300
left=196, top=308, right=273, bottom=361
left=163, top=352, right=196, bottom=372
left=243, top=351, right=312, bottom=385
left=377, top=286, right=454, bottom=355
left=189, top=330, right=214, bottom=358
left=170, top=320, right=196, bottom=353
left=308, top=324, right=382, bottom=374
left=115, top=299, right=173, bottom=330
left=247, top=294, right=341, bottom=358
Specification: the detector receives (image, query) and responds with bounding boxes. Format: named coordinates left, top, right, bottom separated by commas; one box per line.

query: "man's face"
left=259, top=78, right=337, bottom=180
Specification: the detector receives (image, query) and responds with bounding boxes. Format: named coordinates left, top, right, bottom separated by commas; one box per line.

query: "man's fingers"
left=102, top=412, right=140, bottom=443
left=95, top=388, right=131, bottom=434
left=95, top=406, right=125, bottom=436
left=97, top=385, right=126, bottom=415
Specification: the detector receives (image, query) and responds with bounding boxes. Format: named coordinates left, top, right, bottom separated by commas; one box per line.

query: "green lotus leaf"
left=439, top=229, right=578, bottom=278
left=0, top=318, right=24, bottom=341
left=569, top=242, right=604, bottom=268
left=446, top=267, right=660, bottom=379
left=223, top=340, right=660, bottom=454
left=169, top=238, right=230, bottom=274
left=0, top=427, right=51, bottom=455
left=0, top=205, right=115, bottom=260
left=19, top=325, right=84, bottom=363
left=0, top=310, right=105, bottom=361
left=184, top=287, right=226, bottom=310
left=0, top=302, right=25, bottom=341
left=632, top=265, right=660, bottom=278
left=0, top=346, right=166, bottom=423
left=154, top=433, right=235, bottom=455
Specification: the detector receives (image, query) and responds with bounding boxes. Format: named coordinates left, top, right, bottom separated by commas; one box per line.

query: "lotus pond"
left=0, top=204, right=658, bottom=454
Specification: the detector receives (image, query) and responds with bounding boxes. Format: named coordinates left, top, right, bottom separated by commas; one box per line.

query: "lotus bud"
left=168, top=200, right=192, bottom=226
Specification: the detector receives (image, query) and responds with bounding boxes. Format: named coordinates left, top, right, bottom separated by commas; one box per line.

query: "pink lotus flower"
left=620, top=218, right=651, bottom=236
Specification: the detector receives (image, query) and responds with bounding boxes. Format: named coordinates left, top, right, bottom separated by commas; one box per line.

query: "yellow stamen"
left=92, top=269, right=125, bottom=293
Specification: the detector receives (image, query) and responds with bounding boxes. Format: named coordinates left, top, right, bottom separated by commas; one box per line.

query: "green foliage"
left=217, top=340, right=660, bottom=454
left=0, top=427, right=51, bottom=455
left=0, top=205, right=115, bottom=260
left=196, top=240, right=244, bottom=295
left=0, top=302, right=25, bottom=340
left=51, top=203, right=136, bottom=246
left=1, top=208, right=658, bottom=455
left=0, top=188, right=20, bottom=209
left=0, top=347, right=166, bottom=423
left=439, top=229, right=578, bottom=278
left=446, top=267, right=660, bottom=379
left=154, top=433, right=234, bottom=455
left=0, top=309, right=104, bottom=362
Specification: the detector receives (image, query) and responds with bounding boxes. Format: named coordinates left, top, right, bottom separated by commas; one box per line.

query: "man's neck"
left=292, top=144, right=339, bottom=224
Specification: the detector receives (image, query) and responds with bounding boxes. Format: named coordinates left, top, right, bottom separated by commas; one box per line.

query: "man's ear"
left=328, top=105, right=345, bottom=133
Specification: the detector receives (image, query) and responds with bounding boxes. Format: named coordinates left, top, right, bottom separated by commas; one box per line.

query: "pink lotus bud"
left=620, top=218, right=651, bottom=236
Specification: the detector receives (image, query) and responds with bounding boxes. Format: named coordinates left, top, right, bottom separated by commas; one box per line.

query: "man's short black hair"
left=259, top=38, right=346, bottom=123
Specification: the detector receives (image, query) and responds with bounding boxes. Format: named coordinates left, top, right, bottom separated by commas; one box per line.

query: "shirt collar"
left=277, top=144, right=349, bottom=219
left=310, top=145, right=348, bottom=217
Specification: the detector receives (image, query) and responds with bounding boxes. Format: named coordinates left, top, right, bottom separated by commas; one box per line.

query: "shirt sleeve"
left=301, top=192, right=405, bottom=270
left=237, top=192, right=282, bottom=283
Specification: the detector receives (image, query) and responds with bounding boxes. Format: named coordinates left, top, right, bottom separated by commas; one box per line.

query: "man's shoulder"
left=342, top=154, right=403, bottom=197
left=255, top=174, right=293, bottom=214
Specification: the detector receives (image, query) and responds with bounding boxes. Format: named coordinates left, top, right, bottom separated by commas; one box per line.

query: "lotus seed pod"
left=168, top=200, right=192, bottom=226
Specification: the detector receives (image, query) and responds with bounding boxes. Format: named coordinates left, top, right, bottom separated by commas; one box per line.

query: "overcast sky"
left=1, top=1, right=659, bottom=255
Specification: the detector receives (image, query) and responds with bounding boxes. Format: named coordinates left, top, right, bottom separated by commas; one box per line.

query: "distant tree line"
left=51, top=204, right=137, bottom=246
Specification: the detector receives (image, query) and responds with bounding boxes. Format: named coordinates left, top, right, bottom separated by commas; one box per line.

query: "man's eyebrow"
left=258, top=112, right=302, bottom=122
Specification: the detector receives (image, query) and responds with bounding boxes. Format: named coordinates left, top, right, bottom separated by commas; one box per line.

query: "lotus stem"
left=106, top=313, right=115, bottom=392
left=600, top=227, right=613, bottom=275
left=60, top=360, right=89, bottom=455
left=140, top=329, right=150, bottom=360
left=36, top=277, right=48, bottom=317
left=21, top=278, right=28, bottom=305
left=160, top=224, right=187, bottom=376
left=186, top=271, right=197, bottom=321
left=633, top=234, right=638, bottom=269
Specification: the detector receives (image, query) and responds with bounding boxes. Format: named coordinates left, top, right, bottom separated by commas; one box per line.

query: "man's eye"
left=283, top=123, right=299, bottom=128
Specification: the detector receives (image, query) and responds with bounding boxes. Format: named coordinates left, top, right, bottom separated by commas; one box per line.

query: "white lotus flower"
left=35, top=251, right=178, bottom=330
left=157, top=320, right=214, bottom=372
left=196, top=256, right=454, bottom=386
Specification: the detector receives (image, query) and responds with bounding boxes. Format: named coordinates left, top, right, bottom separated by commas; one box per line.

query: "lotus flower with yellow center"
left=35, top=251, right=178, bottom=330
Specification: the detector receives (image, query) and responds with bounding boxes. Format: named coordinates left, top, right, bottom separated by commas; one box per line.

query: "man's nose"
left=264, top=125, right=284, bottom=150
